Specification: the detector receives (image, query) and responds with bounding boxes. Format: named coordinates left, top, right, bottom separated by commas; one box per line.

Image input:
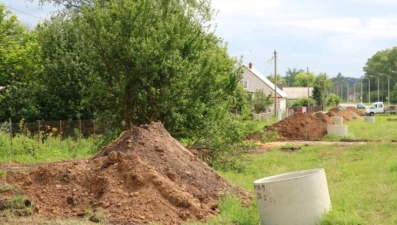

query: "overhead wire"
left=4, top=4, right=43, bottom=20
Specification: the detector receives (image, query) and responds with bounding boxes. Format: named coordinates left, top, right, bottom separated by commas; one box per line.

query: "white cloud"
left=210, top=0, right=397, bottom=77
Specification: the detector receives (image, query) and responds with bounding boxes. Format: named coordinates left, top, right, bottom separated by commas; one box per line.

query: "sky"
left=3, top=0, right=397, bottom=78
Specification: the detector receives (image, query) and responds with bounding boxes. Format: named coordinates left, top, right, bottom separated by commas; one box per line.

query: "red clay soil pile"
left=266, top=113, right=327, bottom=140
left=3, top=122, right=251, bottom=224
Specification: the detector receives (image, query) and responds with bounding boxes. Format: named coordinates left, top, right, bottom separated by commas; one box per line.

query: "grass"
left=186, top=115, right=397, bottom=225
left=347, top=114, right=397, bottom=140
left=184, top=142, right=397, bottom=225
left=0, top=134, right=97, bottom=163
left=3, top=114, right=397, bottom=224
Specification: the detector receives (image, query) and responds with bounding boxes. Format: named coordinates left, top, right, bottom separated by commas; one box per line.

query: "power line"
left=5, top=4, right=43, bottom=20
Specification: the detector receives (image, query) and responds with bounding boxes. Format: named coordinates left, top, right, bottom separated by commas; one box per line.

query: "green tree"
left=35, top=0, right=243, bottom=139
left=0, top=5, right=41, bottom=122
left=251, top=90, right=273, bottom=113
left=363, top=47, right=397, bottom=103
left=284, top=68, right=304, bottom=87
left=292, top=97, right=315, bottom=108
left=312, top=86, right=322, bottom=106
left=313, top=73, right=331, bottom=107
left=293, top=71, right=316, bottom=87
left=35, top=17, right=94, bottom=120
left=266, top=74, right=286, bottom=87
left=327, top=93, right=341, bottom=106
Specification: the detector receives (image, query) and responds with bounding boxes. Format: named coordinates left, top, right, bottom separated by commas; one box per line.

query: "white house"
left=241, top=63, right=287, bottom=114
left=283, top=87, right=313, bottom=104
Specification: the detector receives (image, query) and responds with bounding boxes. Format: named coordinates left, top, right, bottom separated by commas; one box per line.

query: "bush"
left=191, top=114, right=257, bottom=172
left=327, top=94, right=341, bottom=106
left=292, top=97, right=316, bottom=108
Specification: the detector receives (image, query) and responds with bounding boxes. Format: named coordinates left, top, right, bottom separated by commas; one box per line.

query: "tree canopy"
left=8, top=0, right=246, bottom=139
left=0, top=5, right=41, bottom=121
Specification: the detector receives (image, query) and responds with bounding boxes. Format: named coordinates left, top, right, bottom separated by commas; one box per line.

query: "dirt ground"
left=0, top=122, right=251, bottom=225
left=0, top=106, right=363, bottom=224
left=266, top=106, right=362, bottom=140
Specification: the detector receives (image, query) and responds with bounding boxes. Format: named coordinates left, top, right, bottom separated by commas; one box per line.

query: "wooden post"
left=38, top=120, right=40, bottom=147
left=274, top=50, right=277, bottom=117
left=79, top=119, right=82, bottom=144
left=9, top=118, right=13, bottom=156
left=93, top=120, right=96, bottom=144
left=59, top=120, right=62, bottom=148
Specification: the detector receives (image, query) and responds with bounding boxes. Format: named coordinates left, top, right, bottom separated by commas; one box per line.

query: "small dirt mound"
left=4, top=122, right=251, bottom=224
left=266, top=113, right=327, bottom=140
left=328, top=106, right=361, bottom=121
left=346, top=106, right=364, bottom=116
left=315, top=112, right=335, bottom=125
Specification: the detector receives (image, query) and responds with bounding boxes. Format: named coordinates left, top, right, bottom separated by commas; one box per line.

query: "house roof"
left=242, top=65, right=287, bottom=98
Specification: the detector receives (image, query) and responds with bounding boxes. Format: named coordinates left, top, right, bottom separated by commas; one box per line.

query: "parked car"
left=357, top=102, right=366, bottom=109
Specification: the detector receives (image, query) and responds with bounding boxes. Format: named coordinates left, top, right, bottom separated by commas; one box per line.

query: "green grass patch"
left=347, top=115, right=397, bottom=141
left=0, top=133, right=98, bottom=163
left=187, top=142, right=397, bottom=225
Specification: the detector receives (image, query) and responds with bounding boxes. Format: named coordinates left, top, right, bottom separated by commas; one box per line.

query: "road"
left=339, top=103, right=359, bottom=108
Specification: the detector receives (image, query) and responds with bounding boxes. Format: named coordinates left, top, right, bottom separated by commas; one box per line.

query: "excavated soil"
left=266, top=113, right=328, bottom=140
left=266, top=107, right=362, bottom=140
left=1, top=122, right=251, bottom=224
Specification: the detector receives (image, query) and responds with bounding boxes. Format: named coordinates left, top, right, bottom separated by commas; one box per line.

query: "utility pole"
left=341, top=82, right=343, bottom=102
left=387, top=75, right=390, bottom=106
left=307, top=67, right=310, bottom=113
left=323, top=74, right=327, bottom=112
left=377, top=77, right=379, bottom=102
left=274, top=50, right=277, bottom=117
left=360, top=77, right=363, bottom=102
left=353, top=82, right=356, bottom=103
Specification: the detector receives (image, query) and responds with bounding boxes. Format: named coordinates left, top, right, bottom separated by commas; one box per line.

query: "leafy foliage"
left=293, top=71, right=315, bottom=87
left=251, top=90, right=273, bottom=113
left=61, top=0, right=243, bottom=139
left=191, top=114, right=257, bottom=172
left=363, top=47, right=397, bottom=103
left=36, top=18, right=94, bottom=120
left=284, top=68, right=304, bottom=87
left=291, top=97, right=316, bottom=108
left=312, top=86, right=322, bottom=106
left=327, top=93, right=341, bottom=106
left=0, top=5, right=41, bottom=121
left=266, top=74, right=286, bottom=87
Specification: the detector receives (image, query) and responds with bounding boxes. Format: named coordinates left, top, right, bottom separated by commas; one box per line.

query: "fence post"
left=79, top=119, right=82, bottom=144
left=37, top=120, right=40, bottom=147
left=59, top=120, right=62, bottom=148
left=9, top=118, right=13, bottom=156
left=93, top=120, right=96, bottom=144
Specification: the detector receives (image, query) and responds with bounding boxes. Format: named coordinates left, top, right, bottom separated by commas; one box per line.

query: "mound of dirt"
left=265, top=106, right=362, bottom=141
left=346, top=106, right=365, bottom=116
left=327, top=106, right=362, bottom=121
left=315, top=112, right=335, bottom=125
left=266, top=113, right=328, bottom=140
left=3, top=122, right=251, bottom=224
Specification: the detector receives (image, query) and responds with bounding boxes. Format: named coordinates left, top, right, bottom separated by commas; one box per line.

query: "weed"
left=0, top=182, right=15, bottom=193
left=261, top=130, right=279, bottom=143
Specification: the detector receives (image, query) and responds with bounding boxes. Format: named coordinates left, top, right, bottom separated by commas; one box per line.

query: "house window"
left=241, top=80, right=248, bottom=89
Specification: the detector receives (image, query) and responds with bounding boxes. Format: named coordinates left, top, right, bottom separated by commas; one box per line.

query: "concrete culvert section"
left=254, top=168, right=331, bottom=225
